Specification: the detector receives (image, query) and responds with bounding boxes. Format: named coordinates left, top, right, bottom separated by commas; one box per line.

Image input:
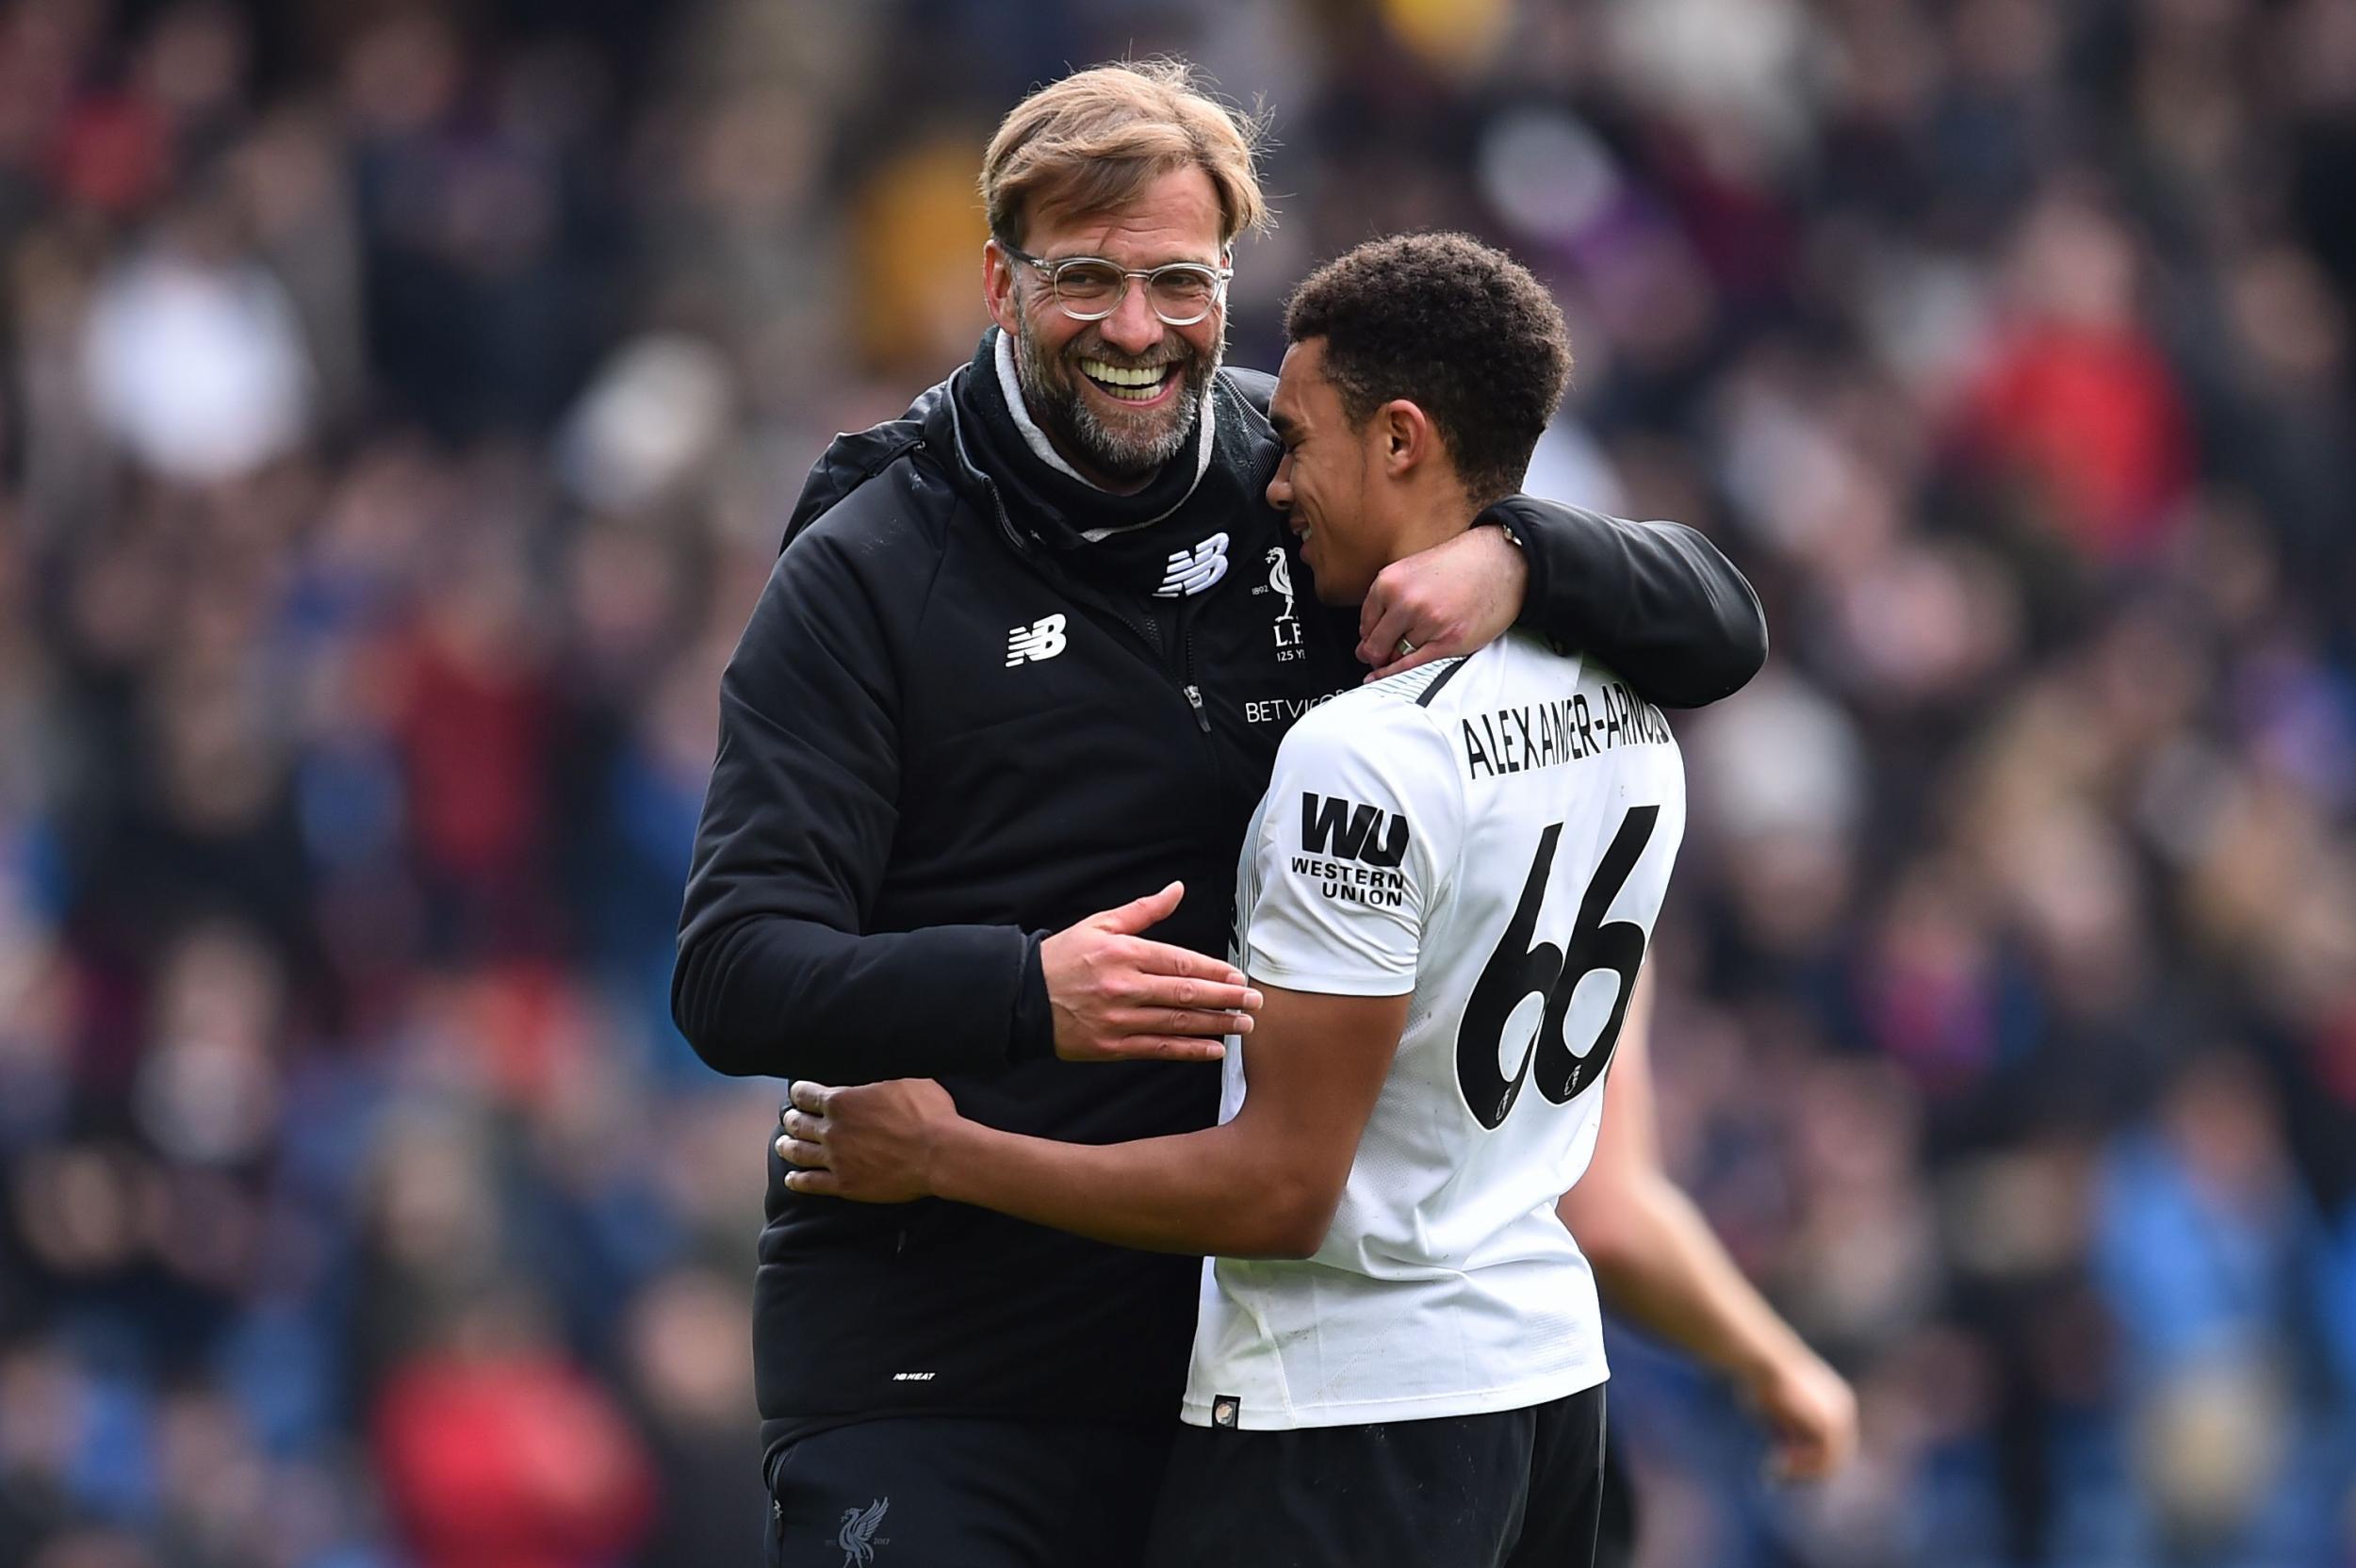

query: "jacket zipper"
left=1174, top=596, right=1229, bottom=821
left=1179, top=613, right=1210, bottom=733
left=944, top=394, right=1227, bottom=756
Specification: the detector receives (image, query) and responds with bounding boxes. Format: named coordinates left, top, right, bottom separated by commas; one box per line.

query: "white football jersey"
left=1180, top=630, right=1687, bottom=1430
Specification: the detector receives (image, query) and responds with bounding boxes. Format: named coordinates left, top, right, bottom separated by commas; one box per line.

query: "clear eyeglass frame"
left=997, top=240, right=1234, bottom=327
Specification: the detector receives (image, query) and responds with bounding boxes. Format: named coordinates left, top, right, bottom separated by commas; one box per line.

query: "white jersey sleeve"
left=1238, top=697, right=1464, bottom=997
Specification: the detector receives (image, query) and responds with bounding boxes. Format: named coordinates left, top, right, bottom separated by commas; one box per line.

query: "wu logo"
left=1005, top=613, right=1068, bottom=666
left=1300, top=792, right=1410, bottom=868
left=1154, top=531, right=1231, bottom=596
left=836, top=1496, right=890, bottom=1565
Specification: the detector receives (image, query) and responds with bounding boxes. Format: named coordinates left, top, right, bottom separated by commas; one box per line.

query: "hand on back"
left=1041, top=882, right=1261, bottom=1063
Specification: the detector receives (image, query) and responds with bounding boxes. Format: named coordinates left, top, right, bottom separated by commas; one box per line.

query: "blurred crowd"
left=0, top=1, right=2351, bottom=1565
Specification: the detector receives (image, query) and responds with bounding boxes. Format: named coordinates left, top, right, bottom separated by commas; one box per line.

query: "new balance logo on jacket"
left=1153, top=532, right=1230, bottom=596
left=1005, top=614, right=1069, bottom=666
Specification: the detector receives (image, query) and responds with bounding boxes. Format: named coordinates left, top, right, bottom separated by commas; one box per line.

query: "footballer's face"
left=1266, top=337, right=1391, bottom=605
left=985, top=166, right=1228, bottom=490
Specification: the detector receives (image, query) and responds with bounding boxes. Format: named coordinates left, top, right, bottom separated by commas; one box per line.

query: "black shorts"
left=1594, top=1418, right=1638, bottom=1568
left=1142, top=1383, right=1608, bottom=1568
left=762, top=1415, right=1173, bottom=1568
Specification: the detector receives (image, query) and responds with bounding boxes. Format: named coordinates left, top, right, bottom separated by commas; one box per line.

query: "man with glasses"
left=996, top=242, right=1231, bottom=337
left=675, top=59, right=1768, bottom=1568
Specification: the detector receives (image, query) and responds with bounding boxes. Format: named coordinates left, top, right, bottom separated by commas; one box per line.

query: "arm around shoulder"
left=1486, top=496, right=1767, bottom=709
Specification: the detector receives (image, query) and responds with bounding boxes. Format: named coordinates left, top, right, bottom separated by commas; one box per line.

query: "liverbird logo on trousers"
left=837, top=1497, right=890, bottom=1565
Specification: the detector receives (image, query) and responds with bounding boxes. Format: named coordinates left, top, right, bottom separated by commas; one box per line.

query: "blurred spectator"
left=1955, top=188, right=2195, bottom=563
left=619, top=1267, right=761, bottom=1567
left=0, top=2, right=2349, bottom=1564
left=81, top=193, right=312, bottom=482
left=372, top=1284, right=654, bottom=1568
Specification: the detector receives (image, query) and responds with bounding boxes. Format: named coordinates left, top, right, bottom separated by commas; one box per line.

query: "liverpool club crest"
left=1254, top=546, right=1306, bottom=662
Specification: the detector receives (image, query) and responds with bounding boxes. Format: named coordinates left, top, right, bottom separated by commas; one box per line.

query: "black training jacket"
left=673, top=360, right=1766, bottom=1469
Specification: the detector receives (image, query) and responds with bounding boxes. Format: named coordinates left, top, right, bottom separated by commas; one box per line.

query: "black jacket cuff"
left=1473, top=502, right=1552, bottom=640
left=1008, top=934, right=1056, bottom=1063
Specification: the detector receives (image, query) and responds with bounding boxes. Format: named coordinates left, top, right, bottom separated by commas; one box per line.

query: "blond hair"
left=981, top=59, right=1269, bottom=250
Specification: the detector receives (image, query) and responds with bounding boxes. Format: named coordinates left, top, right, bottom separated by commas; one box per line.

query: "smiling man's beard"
left=1011, top=307, right=1222, bottom=484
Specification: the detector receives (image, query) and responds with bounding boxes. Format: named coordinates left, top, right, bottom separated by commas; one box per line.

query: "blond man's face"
left=986, top=166, right=1228, bottom=485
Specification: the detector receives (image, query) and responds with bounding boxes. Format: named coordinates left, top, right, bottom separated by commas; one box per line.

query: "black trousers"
left=1141, top=1383, right=1608, bottom=1568
left=763, top=1416, right=1174, bottom=1568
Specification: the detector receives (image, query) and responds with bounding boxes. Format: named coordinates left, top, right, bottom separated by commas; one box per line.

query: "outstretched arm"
left=1560, top=975, right=1857, bottom=1479
left=777, top=983, right=1409, bottom=1258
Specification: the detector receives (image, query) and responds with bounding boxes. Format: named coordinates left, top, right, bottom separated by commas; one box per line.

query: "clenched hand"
left=777, top=1078, right=957, bottom=1203
left=1742, top=1344, right=1859, bottom=1481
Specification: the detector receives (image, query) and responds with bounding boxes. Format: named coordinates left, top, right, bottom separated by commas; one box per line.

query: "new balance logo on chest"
left=1005, top=613, right=1068, bottom=666
left=1153, top=532, right=1230, bottom=596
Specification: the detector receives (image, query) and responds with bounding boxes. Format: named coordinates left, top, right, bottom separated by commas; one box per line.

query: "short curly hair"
left=1283, top=233, right=1571, bottom=507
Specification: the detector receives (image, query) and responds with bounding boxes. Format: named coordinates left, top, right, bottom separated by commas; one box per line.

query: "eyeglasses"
left=997, top=240, right=1233, bottom=327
